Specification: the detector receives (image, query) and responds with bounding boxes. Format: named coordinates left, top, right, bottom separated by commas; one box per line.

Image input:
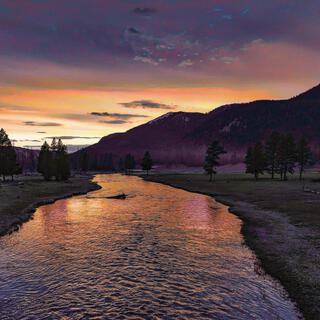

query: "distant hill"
left=15, top=147, right=39, bottom=171
left=71, top=84, right=320, bottom=169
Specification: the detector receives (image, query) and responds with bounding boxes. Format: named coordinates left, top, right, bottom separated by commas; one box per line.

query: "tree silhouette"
left=56, top=139, right=70, bottom=181
left=38, top=141, right=53, bottom=180
left=245, top=142, right=266, bottom=180
left=203, top=140, right=226, bottom=181
left=50, top=138, right=58, bottom=178
left=141, top=151, right=153, bottom=175
left=265, top=131, right=280, bottom=179
left=6, top=144, right=20, bottom=181
left=118, top=157, right=124, bottom=172
left=37, top=138, right=70, bottom=181
left=297, top=137, right=313, bottom=180
left=277, top=134, right=296, bottom=181
left=80, top=151, right=89, bottom=172
left=0, top=128, right=21, bottom=181
left=124, top=154, right=135, bottom=175
left=102, top=153, right=114, bottom=171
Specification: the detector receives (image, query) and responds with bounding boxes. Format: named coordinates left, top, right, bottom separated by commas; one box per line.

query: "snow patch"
left=220, top=118, right=241, bottom=133
left=148, top=112, right=174, bottom=124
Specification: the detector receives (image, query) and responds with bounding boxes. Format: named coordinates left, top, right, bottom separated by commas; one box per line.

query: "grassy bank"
left=0, top=174, right=100, bottom=237
left=143, top=172, right=320, bottom=320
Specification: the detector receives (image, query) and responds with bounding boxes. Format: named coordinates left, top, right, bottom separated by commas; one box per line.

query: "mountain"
left=71, top=84, right=320, bottom=169
left=15, top=147, right=39, bottom=172
left=72, top=112, right=207, bottom=168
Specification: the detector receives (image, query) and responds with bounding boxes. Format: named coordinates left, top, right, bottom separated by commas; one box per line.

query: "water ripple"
left=0, top=174, right=301, bottom=319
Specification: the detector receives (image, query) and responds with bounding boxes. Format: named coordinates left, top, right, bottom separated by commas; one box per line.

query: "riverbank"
left=142, top=173, right=320, bottom=320
left=0, top=174, right=100, bottom=237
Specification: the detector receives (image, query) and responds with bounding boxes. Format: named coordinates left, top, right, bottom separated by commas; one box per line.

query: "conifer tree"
left=56, top=139, right=70, bottom=181
left=0, top=128, right=20, bottom=181
left=265, top=131, right=280, bottom=179
left=80, top=151, right=89, bottom=172
left=296, top=137, right=313, bottom=180
left=245, top=142, right=266, bottom=180
left=38, top=138, right=70, bottom=181
left=141, top=151, right=153, bottom=175
left=118, top=157, right=124, bottom=172
left=50, top=137, right=58, bottom=178
left=203, top=140, right=226, bottom=181
left=124, top=154, right=135, bottom=175
left=37, top=141, right=53, bottom=180
left=277, top=134, right=296, bottom=181
left=108, top=153, right=114, bottom=171
left=8, top=151, right=21, bottom=181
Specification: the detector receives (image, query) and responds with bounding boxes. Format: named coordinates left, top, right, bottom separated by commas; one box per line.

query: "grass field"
left=0, top=174, right=100, bottom=237
left=143, top=172, right=320, bottom=320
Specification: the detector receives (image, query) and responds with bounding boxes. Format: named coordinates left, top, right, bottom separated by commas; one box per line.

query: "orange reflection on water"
left=0, top=174, right=300, bottom=320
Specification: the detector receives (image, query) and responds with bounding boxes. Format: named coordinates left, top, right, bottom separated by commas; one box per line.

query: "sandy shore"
left=142, top=173, right=320, bottom=320
left=0, top=175, right=101, bottom=237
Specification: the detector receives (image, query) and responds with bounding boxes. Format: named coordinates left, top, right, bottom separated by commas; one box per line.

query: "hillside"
left=15, top=147, right=39, bottom=172
left=72, top=84, right=320, bottom=169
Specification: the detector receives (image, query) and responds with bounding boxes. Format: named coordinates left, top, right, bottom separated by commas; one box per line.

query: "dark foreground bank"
left=143, top=173, right=320, bottom=320
left=0, top=175, right=101, bottom=237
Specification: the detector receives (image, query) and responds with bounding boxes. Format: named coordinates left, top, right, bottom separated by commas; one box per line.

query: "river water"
left=0, top=174, right=300, bottom=319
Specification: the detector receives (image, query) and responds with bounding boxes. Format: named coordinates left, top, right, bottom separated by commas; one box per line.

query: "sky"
left=1, top=0, right=320, bottom=149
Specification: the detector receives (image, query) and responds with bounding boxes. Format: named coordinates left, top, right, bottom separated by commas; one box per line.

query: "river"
left=0, top=174, right=301, bottom=319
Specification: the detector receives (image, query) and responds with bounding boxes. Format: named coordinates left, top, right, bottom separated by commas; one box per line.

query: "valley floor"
left=0, top=175, right=100, bottom=237
left=143, top=172, right=320, bottom=320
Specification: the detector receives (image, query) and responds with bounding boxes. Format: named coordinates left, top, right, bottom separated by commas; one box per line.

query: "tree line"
left=1, top=126, right=314, bottom=182
left=0, top=129, right=71, bottom=182
left=0, top=128, right=22, bottom=181
left=245, top=132, right=313, bottom=180
left=38, top=138, right=71, bottom=181
left=203, top=132, right=313, bottom=181
left=80, top=151, right=153, bottom=175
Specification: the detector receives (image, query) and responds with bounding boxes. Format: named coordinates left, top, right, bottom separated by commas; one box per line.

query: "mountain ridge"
left=71, top=84, right=320, bottom=168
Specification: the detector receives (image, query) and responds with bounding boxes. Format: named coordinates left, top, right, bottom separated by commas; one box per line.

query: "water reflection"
left=0, top=174, right=300, bottom=319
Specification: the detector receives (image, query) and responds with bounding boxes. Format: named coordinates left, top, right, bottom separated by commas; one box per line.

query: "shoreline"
left=0, top=175, right=101, bottom=237
left=142, top=174, right=319, bottom=320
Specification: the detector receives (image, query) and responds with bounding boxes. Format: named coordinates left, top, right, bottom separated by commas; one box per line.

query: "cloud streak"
left=0, top=103, right=37, bottom=111
left=90, top=112, right=148, bottom=120
left=45, top=136, right=100, bottom=140
left=100, top=120, right=127, bottom=124
left=13, top=139, right=41, bottom=143
left=23, top=121, right=62, bottom=127
left=119, top=100, right=176, bottom=110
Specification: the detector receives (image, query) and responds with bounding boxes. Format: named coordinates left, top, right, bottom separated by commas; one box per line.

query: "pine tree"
left=38, top=138, right=70, bottom=181
left=102, top=153, right=114, bottom=171
left=0, top=128, right=20, bottom=181
left=141, top=151, right=153, bottom=175
left=12, top=162, right=22, bottom=180
left=50, top=137, right=58, bottom=178
left=56, top=139, right=70, bottom=181
left=277, top=134, right=296, bottom=181
left=7, top=149, right=21, bottom=181
left=108, top=154, right=114, bottom=171
left=37, top=141, right=53, bottom=181
left=265, top=131, right=280, bottom=179
left=297, top=137, right=313, bottom=180
left=245, top=142, right=266, bottom=180
left=118, top=157, right=124, bottom=172
left=80, top=151, right=89, bottom=172
left=124, top=154, right=135, bottom=175
left=203, top=140, right=226, bottom=181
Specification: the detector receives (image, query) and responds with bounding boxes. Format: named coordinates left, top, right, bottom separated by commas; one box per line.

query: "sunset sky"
left=1, top=0, right=320, bottom=149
